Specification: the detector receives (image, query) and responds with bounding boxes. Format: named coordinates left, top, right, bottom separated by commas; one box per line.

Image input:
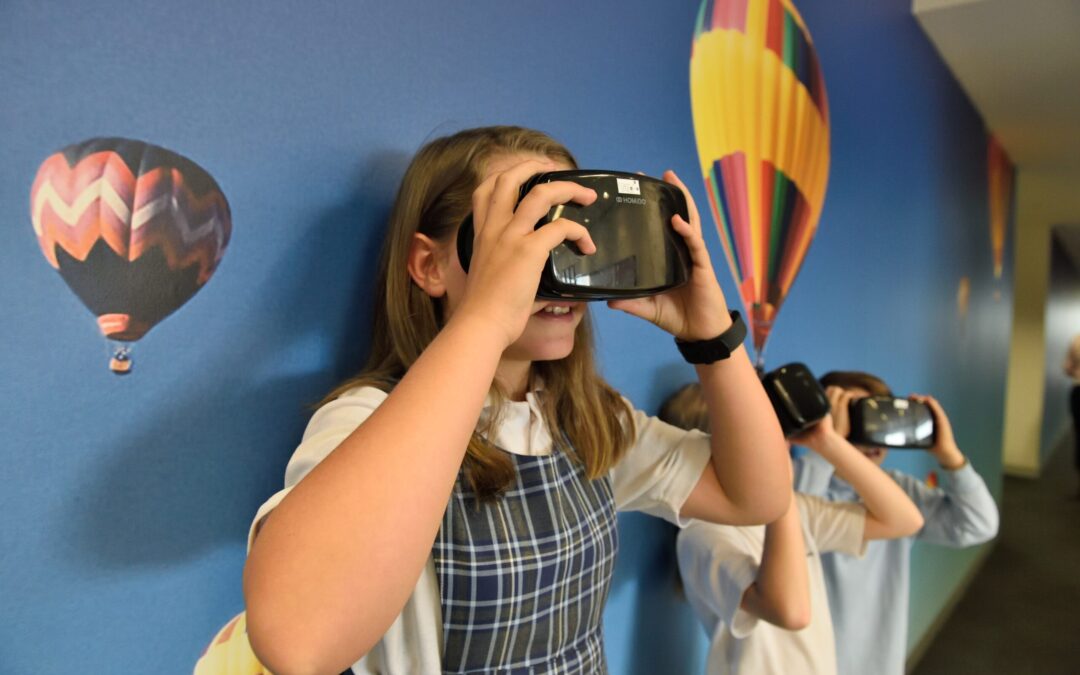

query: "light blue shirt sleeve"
left=791, top=451, right=836, bottom=497
left=887, top=462, right=1000, bottom=547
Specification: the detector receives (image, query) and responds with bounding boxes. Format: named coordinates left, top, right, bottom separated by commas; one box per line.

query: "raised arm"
left=738, top=492, right=811, bottom=630
left=610, top=171, right=790, bottom=526
left=793, top=388, right=924, bottom=542
left=894, top=395, right=999, bottom=546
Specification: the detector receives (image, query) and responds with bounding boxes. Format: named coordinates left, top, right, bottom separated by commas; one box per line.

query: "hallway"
left=912, top=439, right=1080, bottom=674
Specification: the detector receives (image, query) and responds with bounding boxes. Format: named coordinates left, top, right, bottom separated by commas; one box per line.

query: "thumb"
left=607, top=297, right=656, bottom=323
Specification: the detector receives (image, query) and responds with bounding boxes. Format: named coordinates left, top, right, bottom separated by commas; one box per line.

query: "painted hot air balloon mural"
left=690, top=0, right=830, bottom=367
left=30, top=138, right=231, bottom=374
left=987, top=134, right=1014, bottom=281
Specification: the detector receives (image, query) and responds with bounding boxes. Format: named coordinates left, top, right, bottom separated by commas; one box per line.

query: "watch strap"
left=674, top=310, right=747, bottom=364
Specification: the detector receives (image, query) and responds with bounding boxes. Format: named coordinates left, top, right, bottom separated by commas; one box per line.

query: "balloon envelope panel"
left=690, top=0, right=830, bottom=359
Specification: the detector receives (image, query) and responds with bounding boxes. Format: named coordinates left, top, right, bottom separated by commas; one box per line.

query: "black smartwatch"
left=674, top=311, right=747, bottom=364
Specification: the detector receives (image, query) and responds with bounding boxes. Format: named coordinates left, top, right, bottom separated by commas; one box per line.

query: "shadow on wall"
left=65, top=150, right=411, bottom=569
left=603, top=358, right=708, bottom=675
left=609, top=511, right=703, bottom=675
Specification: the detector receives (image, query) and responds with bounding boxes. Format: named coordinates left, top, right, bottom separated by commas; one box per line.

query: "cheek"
left=440, top=252, right=470, bottom=311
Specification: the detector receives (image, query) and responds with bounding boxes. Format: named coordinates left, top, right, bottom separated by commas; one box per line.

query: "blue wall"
left=0, top=1, right=1007, bottom=672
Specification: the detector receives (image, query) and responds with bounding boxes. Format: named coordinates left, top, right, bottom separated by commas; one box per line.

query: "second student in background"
left=793, top=371, right=999, bottom=675
left=666, top=383, right=923, bottom=675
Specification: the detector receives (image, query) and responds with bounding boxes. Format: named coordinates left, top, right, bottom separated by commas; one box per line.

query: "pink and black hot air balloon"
left=30, top=137, right=231, bottom=374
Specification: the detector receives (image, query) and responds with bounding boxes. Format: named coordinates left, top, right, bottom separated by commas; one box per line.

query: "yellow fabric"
left=193, top=613, right=272, bottom=675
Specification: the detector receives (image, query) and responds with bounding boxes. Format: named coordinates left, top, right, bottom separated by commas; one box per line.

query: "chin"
left=506, top=310, right=582, bottom=362
left=506, top=335, right=576, bottom=362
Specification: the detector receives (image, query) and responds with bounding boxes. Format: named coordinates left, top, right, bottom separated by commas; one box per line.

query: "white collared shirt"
left=248, top=385, right=712, bottom=673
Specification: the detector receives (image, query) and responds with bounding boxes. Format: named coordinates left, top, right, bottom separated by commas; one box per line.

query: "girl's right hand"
left=825, top=386, right=854, bottom=439
left=451, top=159, right=598, bottom=349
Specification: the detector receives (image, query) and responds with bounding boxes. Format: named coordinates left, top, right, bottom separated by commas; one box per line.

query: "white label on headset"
left=895, top=399, right=910, bottom=410
left=616, top=178, right=641, bottom=195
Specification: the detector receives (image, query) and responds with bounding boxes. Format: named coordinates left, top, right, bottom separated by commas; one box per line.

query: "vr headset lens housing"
left=457, top=170, right=692, bottom=300
left=847, top=396, right=936, bottom=449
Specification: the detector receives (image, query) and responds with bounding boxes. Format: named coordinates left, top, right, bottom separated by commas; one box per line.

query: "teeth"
left=542, top=306, right=571, bottom=315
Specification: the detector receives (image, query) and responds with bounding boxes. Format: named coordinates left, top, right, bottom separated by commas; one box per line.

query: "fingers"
left=825, top=386, right=848, bottom=410
left=671, top=213, right=711, bottom=264
left=825, top=386, right=854, bottom=437
left=511, top=181, right=597, bottom=237
left=913, top=394, right=953, bottom=433
left=607, top=296, right=660, bottom=325
left=664, top=171, right=715, bottom=279
left=472, top=158, right=556, bottom=239
left=528, top=217, right=596, bottom=256
left=663, top=170, right=702, bottom=234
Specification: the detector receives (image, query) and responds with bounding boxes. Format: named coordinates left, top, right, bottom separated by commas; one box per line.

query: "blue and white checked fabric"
left=432, top=448, right=618, bottom=674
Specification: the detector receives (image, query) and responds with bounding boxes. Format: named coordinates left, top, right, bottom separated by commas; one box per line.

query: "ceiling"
left=914, top=0, right=1080, bottom=268
left=913, top=0, right=1080, bottom=173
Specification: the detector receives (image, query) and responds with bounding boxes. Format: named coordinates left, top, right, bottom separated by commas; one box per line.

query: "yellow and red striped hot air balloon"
left=30, top=138, right=231, bottom=374
left=690, top=0, right=830, bottom=367
left=194, top=612, right=272, bottom=675
left=987, top=135, right=1013, bottom=280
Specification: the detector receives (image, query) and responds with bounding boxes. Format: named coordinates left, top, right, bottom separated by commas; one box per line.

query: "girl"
left=243, top=126, right=790, bottom=674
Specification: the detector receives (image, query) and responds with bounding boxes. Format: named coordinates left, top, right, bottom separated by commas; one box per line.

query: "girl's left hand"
left=607, top=170, right=732, bottom=341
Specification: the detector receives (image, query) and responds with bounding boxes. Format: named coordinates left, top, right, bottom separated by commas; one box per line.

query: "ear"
left=407, top=232, right=448, bottom=298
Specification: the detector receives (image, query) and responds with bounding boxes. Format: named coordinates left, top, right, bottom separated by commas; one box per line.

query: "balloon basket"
left=109, top=342, right=133, bottom=375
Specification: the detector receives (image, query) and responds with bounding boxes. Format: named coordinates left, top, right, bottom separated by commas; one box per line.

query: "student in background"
left=666, top=383, right=923, bottom=675
left=793, top=371, right=1000, bottom=675
left=1064, top=335, right=1080, bottom=495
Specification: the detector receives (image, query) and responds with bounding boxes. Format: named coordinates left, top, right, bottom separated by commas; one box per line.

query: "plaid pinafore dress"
left=431, top=447, right=618, bottom=673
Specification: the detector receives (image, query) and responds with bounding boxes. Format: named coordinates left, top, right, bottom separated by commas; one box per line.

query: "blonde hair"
left=658, top=383, right=710, bottom=433
left=325, top=126, right=634, bottom=499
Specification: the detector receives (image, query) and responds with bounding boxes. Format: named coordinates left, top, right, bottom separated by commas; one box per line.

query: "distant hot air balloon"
left=30, top=138, right=231, bottom=374
left=987, top=134, right=1013, bottom=281
left=690, top=0, right=830, bottom=367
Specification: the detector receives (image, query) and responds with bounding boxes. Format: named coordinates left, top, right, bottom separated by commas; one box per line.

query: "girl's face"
left=440, top=152, right=585, bottom=364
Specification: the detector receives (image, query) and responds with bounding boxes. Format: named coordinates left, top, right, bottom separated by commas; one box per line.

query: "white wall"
left=1002, top=168, right=1080, bottom=475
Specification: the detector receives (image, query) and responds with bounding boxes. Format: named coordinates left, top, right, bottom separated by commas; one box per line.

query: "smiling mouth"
left=540, top=306, right=572, bottom=316
left=535, top=302, right=578, bottom=318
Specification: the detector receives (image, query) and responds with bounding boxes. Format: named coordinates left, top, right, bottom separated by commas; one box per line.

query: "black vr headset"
left=761, top=363, right=936, bottom=448
left=847, top=396, right=935, bottom=449
left=762, top=363, right=831, bottom=438
left=456, top=170, right=693, bottom=300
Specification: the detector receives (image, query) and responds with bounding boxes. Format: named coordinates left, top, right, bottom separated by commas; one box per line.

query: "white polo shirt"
left=249, top=385, right=713, bottom=674
left=677, top=493, right=867, bottom=675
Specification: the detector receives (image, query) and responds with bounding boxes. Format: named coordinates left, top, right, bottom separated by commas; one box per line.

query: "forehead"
left=847, top=386, right=873, bottom=398
left=482, top=152, right=572, bottom=180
